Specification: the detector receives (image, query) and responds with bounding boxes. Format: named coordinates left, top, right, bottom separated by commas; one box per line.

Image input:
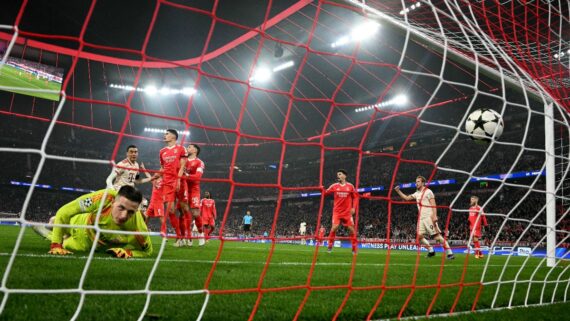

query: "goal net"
left=0, top=0, right=569, bottom=320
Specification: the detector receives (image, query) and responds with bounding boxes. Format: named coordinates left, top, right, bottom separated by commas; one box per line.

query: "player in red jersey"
left=179, top=143, right=205, bottom=246
left=158, top=129, right=187, bottom=245
left=145, top=176, right=168, bottom=236
left=317, top=226, right=326, bottom=246
left=200, top=191, right=217, bottom=242
left=324, top=169, right=359, bottom=254
left=469, top=195, right=488, bottom=259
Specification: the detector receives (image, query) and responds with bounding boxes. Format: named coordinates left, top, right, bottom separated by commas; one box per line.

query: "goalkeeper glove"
left=48, top=243, right=73, bottom=255
left=106, top=248, right=133, bottom=259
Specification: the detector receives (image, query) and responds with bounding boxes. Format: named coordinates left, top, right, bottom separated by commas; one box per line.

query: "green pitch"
left=0, top=64, right=62, bottom=101
left=0, top=225, right=568, bottom=321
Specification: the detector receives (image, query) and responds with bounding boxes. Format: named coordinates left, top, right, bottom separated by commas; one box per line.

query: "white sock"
left=421, top=238, right=433, bottom=252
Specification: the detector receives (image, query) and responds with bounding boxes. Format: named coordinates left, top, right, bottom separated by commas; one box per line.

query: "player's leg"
left=191, top=208, right=205, bottom=245
left=473, top=235, right=481, bottom=258
left=176, top=182, right=191, bottom=245
left=164, top=182, right=182, bottom=243
left=31, top=216, right=55, bottom=240
left=178, top=201, right=190, bottom=243
left=346, top=224, right=358, bottom=255
left=62, top=227, right=92, bottom=252
left=206, top=216, right=215, bottom=241
left=155, top=203, right=166, bottom=236
left=418, top=219, right=435, bottom=257
left=433, top=231, right=455, bottom=259
left=327, top=220, right=340, bottom=252
left=165, top=200, right=182, bottom=245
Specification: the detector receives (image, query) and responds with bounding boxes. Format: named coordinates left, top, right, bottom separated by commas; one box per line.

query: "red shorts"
left=332, top=215, right=354, bottom=227
left=187, top=183, right=200, bottom=209
left=470, top=227, right=482, bottom=238
left=163, top=180, right=188, bottom=203
left=146, top=200, right=164, bottom=218
left=202, top=216, right=215, bottom=226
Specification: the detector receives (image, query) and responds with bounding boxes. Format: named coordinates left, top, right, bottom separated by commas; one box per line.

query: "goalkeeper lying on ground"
left=33, top=185, right=153, bottom=258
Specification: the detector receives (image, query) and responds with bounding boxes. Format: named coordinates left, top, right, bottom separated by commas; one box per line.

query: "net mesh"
left=0, top=0, right=569, bottom=320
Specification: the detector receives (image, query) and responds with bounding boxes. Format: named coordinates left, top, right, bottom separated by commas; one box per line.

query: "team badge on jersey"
left=79, top=197, right=93, bottom=211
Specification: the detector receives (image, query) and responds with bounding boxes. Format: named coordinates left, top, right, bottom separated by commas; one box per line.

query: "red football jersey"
left=200, top=198, right=217, bottom=219
left=185, top=157, right=205, bottom=186
left=325, top=182, right=357, bottom=216
left=159, top=145, right=187, bottom=181
left=469, top=205, right=488, bottom=230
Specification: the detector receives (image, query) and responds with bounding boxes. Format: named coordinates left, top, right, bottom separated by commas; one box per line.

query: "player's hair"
left=471, top=195, right=479, bottom=201
left=189, top=143, right=201, bottom=156
left=166, top=129, right=178, bottom=139
left=416, top=175, right=427, bottom=183
left=337, top=169, right=348, bottom=176
left=117, top=185, right=143, bottom=204
left=126, top=145, right=137, bottom=152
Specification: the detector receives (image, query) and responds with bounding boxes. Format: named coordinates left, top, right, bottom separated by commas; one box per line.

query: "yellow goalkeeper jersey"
left=51, top=189, right=153, bottom=257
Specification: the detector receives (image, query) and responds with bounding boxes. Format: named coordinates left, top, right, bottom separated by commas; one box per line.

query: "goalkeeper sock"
left=421, top=238, right=433, bottom=252
left=169, top=213, right=181, bottom=239
left=327, top=231, right=336, bottom=250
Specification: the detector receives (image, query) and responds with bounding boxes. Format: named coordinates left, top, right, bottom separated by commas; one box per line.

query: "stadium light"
left=331, top=20, right=380, bottom=48
left=145, top=86, right=158, bottom=96
left=249, top=60, right=295, bottom=84
left=393, top=94, right=408, bottom=106
left=272, top=60, right=294, bottom=72
left=249, top=67, right=272, bottom=83
left=109, top=83, right=197, bottom=96
left=144, top=127, right=190, bottom=136
left=399, top=2, right=421, bottom=15
left=354, top=94, right=409, bottom=112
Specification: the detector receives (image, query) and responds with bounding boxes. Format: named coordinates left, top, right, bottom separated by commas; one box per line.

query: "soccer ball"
left=465, top=108, right=504, bottom=142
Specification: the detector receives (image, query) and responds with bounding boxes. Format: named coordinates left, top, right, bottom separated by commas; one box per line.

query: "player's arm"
left=155, top=152, right=164, bottom=179
left=135, top=163, right=153, bottom=184
left=482, top=211, right=488, bottom=227
left=394, top=186, right=414, bottom=201
left=110, top=212, right=153, bottom=258
left=187, top=167, right=204, bottom=182
left=176, top=157, right=188, bottom=191
left=213, top=201, right=217, bottom=219
left=350, top=186, right=359, bottom=215
left=323, top=184, right=334, bottom=196
left=105, top=170, right=118, bottom=189
left=50, top=190, right=109, bottom=254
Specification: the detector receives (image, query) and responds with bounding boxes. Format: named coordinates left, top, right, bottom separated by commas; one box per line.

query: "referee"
left=242, top=210, right=253, bottom=237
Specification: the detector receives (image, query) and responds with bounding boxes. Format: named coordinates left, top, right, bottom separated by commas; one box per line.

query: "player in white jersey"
left=394, top=175, right=455, bottom=259
left=106, top=145, right=152, bottom=191
left=299, top=221, right=307, bottom=245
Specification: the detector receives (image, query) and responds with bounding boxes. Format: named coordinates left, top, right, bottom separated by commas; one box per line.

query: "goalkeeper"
left=34, top=185, right=153, bottom=258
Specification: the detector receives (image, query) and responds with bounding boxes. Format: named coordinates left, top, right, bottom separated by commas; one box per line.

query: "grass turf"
left=0, top=64, right=62, bottom=101
left=0, top=225, right=568, bottom=320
